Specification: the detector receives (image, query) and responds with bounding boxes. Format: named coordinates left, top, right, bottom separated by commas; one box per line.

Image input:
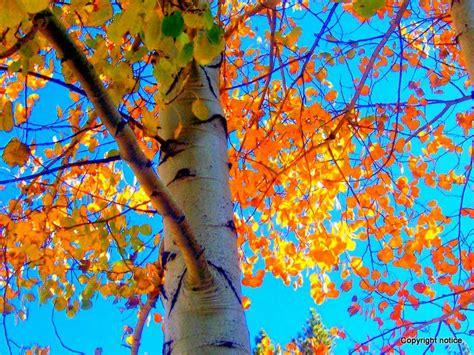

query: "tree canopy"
left=0, top=0, right=473, bottom=353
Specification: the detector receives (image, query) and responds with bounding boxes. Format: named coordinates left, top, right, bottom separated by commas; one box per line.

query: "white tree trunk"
left=158, top=62, right=250, bottom=354
left=451, top=0, right=474, bottom=82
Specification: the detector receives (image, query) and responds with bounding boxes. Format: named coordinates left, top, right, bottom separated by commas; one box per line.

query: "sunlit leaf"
left=0, top=101, right=14, bottom=132
left=2, top=138, right=30, bottom=167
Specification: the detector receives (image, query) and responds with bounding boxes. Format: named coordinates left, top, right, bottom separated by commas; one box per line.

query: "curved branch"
left=0, top=25, right=38, bottom=59
left=31, top=9, right=212, bottom=289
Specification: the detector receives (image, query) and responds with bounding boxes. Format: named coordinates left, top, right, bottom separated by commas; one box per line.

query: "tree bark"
left=158, top=61, right=250, bottom=354
left=451, top=0, right=474, bottom=82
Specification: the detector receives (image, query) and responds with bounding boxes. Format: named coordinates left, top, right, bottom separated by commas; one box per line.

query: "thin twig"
left=51, top=307, right=85, bottom=355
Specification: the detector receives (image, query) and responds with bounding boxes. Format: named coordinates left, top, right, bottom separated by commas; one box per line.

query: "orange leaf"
left=360, top=85, right=369, bottom=96
left=325, top=90, right=338, bottom=102
left=341, top=279, right=353, bottom=292
left=154, top=313, right=163, bottom=323
left=461, top=208, right=474, bottom=218
left=242, top=269, right=265, bottom=288
left=242, top=296, right=251, bottom=310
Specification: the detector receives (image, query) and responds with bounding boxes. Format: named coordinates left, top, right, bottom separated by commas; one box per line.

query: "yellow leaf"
left=43, top=193, right=53, bottom=206
left=193, top=32, right=223, bottom=65
left=85, top=0, right=113, bottom=27
left=242, top=296, right=251, bottom=310
left=3, top=138, right=30, bottom=167
left=0, top=101, right=14, bottom=132
left=0, top=0, right=26, bottom=28
left=142, top=110, right=158, bottom=135
left=192, top=99, right=208, bottom=121
left=125, top=335, right=134, bottom=345
left=54, top=296, right=68, bottom=311
left=143, top=15, right=162, bottom=50
left=19, top=0, right=49, bottom=13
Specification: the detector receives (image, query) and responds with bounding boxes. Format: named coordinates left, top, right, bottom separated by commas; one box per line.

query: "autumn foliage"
left=0, top=0, right=473, bottom=353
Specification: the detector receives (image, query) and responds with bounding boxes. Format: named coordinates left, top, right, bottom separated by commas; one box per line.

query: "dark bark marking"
left=196, top=114, right=228, bottom=137
left=168, top=269, right=186, bottom=316
left=212, top=340, right=239, bottom=348
left=199, top=65, right=218, bottom=99
left=162, top=251, right=177, bottom=270
left=165, top=68, right=184, bottom=96
left=167, top=168, right=196, bottom=186
left=159, top=139, right=186, bottom=166
left=224, top=219, right=236, bottom=233
left=159, top=284, right=168, bottom=301
left=208, top=261, right=241, bottom=305
left=162, top=340, right=173, bottom=355
left=115, top=119, right=127, bottom=137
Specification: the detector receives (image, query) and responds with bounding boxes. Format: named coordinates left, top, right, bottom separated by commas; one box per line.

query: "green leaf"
left=353, top=0, right=385, bottom=18
left=0, top=101, right=14, bottom=132
left=162, top=12, right=184, bottom=38
left=203, top=9, right=214, bottom=30
left=2, top=138, right=30, bottom=167
left=105, top=149, right=120, bottom=158
left=81, top=299, right=93, bottom=310
left=207, top=24, right=224, bottom=45
left=177, top=42, right=194, bottom=67
left=192, top=99, right=209, bottom=121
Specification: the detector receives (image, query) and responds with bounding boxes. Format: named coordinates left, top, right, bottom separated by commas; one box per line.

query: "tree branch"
left=0, top=25, right=38, bottom=59
left=31, top=9, right=212, bottom=289
left=131, top=290, right=160, bottom=355
left=0, top=156, right=121, bottom=185
left=224, top=0, right=279, bottom=40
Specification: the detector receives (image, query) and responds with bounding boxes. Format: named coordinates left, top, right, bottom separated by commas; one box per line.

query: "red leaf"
left=413, top=283, right=426, bottom=294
